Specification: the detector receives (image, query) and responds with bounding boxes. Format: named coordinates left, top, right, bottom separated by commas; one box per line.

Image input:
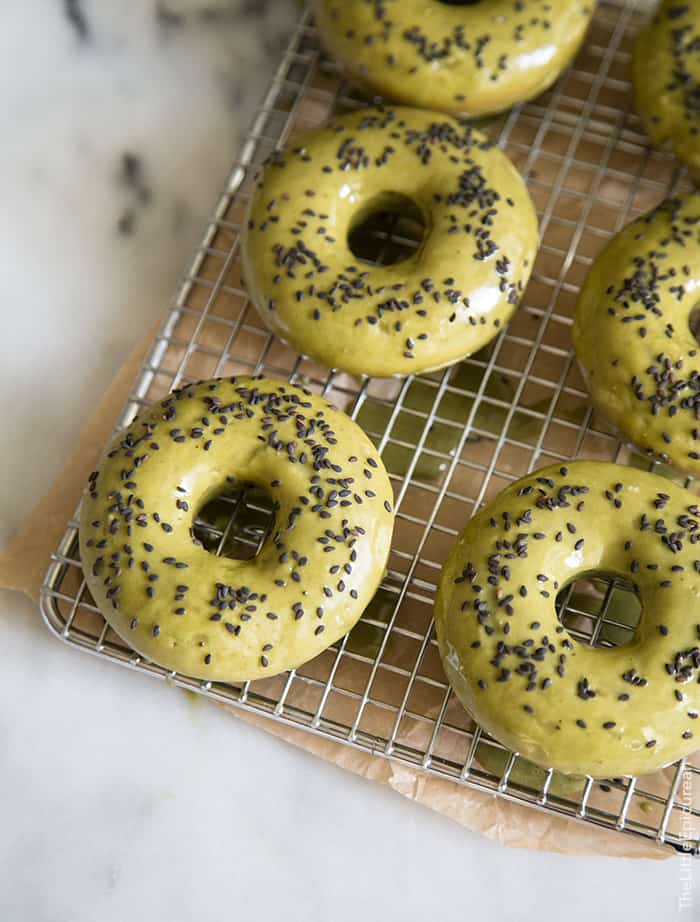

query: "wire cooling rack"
left=40, top=0, right=700, bottom=855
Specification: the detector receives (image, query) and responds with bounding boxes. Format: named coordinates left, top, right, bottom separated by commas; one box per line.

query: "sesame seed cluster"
left=241, top=106, right=537, bottom=377
left=633, top=0, right=700, bottom=175
left=311, top=1, right=596, bottom=117
left=80, top=376, right=395, bottom=682
left=574, top=194, right=700, bottom=477
left=76, top=0, right=700, bottom=784
left=435, top=461, right=700, bottom=777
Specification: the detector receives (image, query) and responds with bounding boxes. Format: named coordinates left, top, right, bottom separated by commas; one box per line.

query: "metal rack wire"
left=40, top=0, right=700, bottom=854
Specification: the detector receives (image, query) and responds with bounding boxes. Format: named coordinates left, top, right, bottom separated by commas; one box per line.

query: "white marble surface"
left=0, top=1, right=693, bottom=919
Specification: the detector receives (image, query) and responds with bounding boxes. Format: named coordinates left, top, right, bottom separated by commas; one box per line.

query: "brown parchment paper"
left=0, top=327, right=685, bottom=861
left=3, top=0, right=697, bottom=861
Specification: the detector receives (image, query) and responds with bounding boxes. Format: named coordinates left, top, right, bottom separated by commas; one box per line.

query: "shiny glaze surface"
left=633, top=0, right=700, bottom=174
left=312, top=0, right=596, bottom=117
left=435, top=461, right=700, bottom=777
left=241, top=106, right=537, bottom=377
left=79, top=376, right=395, bottom=682
left=573, top=194, right=700, bottom=476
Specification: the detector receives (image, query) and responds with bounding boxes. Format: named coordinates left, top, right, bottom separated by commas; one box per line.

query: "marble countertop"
left=0, top=1, right=692, bottom=919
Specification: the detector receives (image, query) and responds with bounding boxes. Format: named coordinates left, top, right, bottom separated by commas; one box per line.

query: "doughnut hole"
left=347, top=192, right=426, bottom=266
left=689, top=302, right=700, bottom=343
left=555, top=571, right=642, bottom=649
left=193, top=483, right=275, bottom=561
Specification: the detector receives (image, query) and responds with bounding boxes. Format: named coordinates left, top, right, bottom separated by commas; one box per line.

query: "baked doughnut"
left=633, top=0, right=700, bottom=174
left=79, top=376, right=395, bottom=682
left=435, top=461, right=700, bottom=778
left=573, top=194, right=700, bottom=477
left=241, top=106, right=537, bottom=377
left=311, top=0, right=597, bottom=118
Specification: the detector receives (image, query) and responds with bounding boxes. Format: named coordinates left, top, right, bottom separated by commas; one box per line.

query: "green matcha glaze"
left=573, top=194, right=700, bottom=477
left=311, top=0, right=596, bottom=118
left=474, top=742, right=586, bottom=799
left=241, top=107, right=537, bottom=378
left=79, top=376, right=395, bottom=682
left=633, top=0, right=700, bottom=175
left=435, top=461, right=700, bottom=778
left=356, top=359, right=536, bottom=481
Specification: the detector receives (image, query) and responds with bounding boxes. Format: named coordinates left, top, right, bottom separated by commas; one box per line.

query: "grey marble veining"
left=0, top=2, right=689, bottom=918
left=0, top=0, right=295, bottom=543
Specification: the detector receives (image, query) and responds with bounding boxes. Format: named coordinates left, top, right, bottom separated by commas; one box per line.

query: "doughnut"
left=79, top=376, right=395, bottom=682
left=435, top=461, right=700, bottom=778
left=311, top=1, right=597, bottom=118
left=573, top=194, right=700, bottom=477
left=241, top=106, right=537, bottom=377
left=633, top=0, right=700, bottom=174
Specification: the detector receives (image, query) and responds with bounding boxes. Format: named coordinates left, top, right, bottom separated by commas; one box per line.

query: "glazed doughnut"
left=435, top=461, right=700, bottom=778
left=573, top=194, right=700, bottom=477
left=311, top=0, right=597, bottom=118
left=241, top=106, right=537, bottom=377
left=79, top=376, right=395, bottom=682
left=633, top=0, right=700, bottom=174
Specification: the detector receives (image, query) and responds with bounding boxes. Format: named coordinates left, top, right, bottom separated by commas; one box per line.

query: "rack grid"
left=40, top=0, right=700, bottom=854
